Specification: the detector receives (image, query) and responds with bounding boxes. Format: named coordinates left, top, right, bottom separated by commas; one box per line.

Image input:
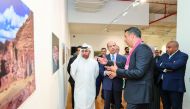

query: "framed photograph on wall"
left=65, top=46, right=70, bottom=63
left=0, top=0, right=36, bottom=108
left=52, top=33, right=59, bottom=73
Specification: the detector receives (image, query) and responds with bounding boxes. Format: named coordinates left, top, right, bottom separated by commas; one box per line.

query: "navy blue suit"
left=156, top=50, right=188, bottom=109
left=100, top=54, right=126, bottom=109
left=96, top=55, right=104, bottom=99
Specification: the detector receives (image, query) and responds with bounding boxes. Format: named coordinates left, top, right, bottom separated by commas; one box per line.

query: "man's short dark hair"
left=125, top=27, right=141, bottom=38
left=101, top=48, right=106, bottom=50
left=125, top=47, right=129, bottom=50
left=77, top=46, right=82, bottom=49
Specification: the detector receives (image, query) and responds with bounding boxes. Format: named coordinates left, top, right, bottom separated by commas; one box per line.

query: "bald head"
left=168, top=41, right=179, bottom=48
left=166, top=41, right=179, bottom=55
left=107, top=41, right=117, bottom=54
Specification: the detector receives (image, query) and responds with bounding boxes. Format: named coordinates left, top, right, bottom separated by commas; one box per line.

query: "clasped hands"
left=98, top=57, right=118, bottom=79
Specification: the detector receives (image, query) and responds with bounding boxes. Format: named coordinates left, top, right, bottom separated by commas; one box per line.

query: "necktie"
left=111, top=54, right=115, bottom=61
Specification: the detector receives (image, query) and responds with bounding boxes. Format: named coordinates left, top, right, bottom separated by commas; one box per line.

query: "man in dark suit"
left=99, top=27, right=154, bottom=109
left=67, top=46, right=81, bottom=109
left=156, top=41, right=188, bottom=109
left=148, top=49, right=161, bottom=109
left=99, top=41, right=126, bottom=109
left=96, top=47, right=107, bottom=99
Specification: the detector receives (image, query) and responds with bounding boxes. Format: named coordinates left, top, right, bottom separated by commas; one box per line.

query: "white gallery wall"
left=71, top=33, right=126, bottom=53
left=17, top=0, right=70, bottom=109
left=71, top=33, right=175, bottom=54
left=177, top=0, right=190, bottom=108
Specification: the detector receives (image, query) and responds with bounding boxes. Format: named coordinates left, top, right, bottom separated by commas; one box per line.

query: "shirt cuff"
left=104, top=71, right=107, bottom=76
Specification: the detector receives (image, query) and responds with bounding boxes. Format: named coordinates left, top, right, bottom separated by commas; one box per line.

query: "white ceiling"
left=74, top=0, right=177, bottom=14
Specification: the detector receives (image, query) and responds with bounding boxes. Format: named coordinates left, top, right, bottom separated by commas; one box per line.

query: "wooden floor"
left=66, top=84, right=163, bottom=109
left=66, top=85, right=127, bottom=109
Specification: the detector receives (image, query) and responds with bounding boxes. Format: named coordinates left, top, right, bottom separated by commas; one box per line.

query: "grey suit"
left=116, top=44, right=154, bottom=109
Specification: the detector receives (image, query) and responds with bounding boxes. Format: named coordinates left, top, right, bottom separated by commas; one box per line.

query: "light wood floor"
left=66, top=84, right=163, bottom=109
left=66, top=84, right=127, bottom=109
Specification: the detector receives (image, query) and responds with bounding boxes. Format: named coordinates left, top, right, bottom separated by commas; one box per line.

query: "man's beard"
left=82, top=55, right=89, bottom=59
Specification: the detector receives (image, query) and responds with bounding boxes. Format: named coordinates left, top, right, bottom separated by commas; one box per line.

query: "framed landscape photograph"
left=0, top=0, right=36, bottom=109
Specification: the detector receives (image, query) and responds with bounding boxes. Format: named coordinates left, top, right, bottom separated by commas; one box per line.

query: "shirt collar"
left=110, top=53, right=117, bottom=60
left=168, top=50, right=179, bottom=59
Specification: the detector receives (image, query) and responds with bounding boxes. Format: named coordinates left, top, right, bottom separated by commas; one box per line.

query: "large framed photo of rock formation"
left=52, top=33, right=59, bottom=73
left=0, top=0, right=35, bottom=109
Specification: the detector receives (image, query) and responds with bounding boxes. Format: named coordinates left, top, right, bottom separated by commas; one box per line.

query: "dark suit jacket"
left=100, top=54, right=126, bottom=91
left=156, top=50, right=188, bottom=92
left=96, top=55, right=105, bottom=81
left=116, top=43, right=154, bottom=104
left=153, top=56, right=161, bottom=85
left=67, top=55, right=77, bottom=84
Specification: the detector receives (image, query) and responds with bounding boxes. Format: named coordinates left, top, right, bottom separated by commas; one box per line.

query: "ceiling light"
left=104, top=0, right=143, bottom=31
left=132, top=1, right=140, bottom=7
left=122, top=11, right=128, bottom=16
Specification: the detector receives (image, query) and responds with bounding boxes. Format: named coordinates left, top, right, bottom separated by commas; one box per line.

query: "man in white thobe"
left=71, top=43, right=99, bottom=109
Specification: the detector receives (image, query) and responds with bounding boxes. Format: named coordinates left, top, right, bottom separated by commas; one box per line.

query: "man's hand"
left=105, top=71, right=116, bottom=79
left=105, top=63, right=118, bottom=79
left=108, top=71, right=117, bottom=79
left=105, top=62, right=118, bottom=73
left=105, top=71, right=112, bottom=76
left=97, top=57, right=108, bottom=65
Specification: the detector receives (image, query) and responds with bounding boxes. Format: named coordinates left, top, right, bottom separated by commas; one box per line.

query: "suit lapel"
left=107, top=54, right=111, bottom=61
left=116, top=54, right=119, bottom=62
left=169, top=50, right=180, bottom=61
left=128, top=44, right=142, bottom=67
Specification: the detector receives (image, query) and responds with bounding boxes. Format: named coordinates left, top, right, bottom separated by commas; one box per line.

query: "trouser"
left=70, top=82, right=75, bottom=109
left=160, top=89, right=184, bottom=109
left=127, top=103, right=149, bottom=109
left=96, top=74, right=104, bottom=99
left=104, top=90, right=122, bottom=109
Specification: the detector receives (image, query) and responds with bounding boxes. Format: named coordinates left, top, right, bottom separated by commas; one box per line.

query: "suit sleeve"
left=95, top=62, right=99, bottom=78
left=67, top=58, right=72, bottom=75
left=116, top=56, right=126, bottom=69
left=160, top=53, right=188, bottom=70
left=116, top=45, right=153, bottom=79
left=99, top=63, right=105, bottom=76
left=155, top=55, right=166, bottom=71
left=106, top=56, right=126, bottom=69
left=70, top=59, right=78, bottom=80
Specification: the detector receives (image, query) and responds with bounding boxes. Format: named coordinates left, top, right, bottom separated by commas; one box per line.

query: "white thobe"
left=71, top=58, right=99, bottom=109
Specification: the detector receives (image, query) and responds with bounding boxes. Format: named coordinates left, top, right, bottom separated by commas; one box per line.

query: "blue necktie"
left=111, top=54, right=115, bottom=61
